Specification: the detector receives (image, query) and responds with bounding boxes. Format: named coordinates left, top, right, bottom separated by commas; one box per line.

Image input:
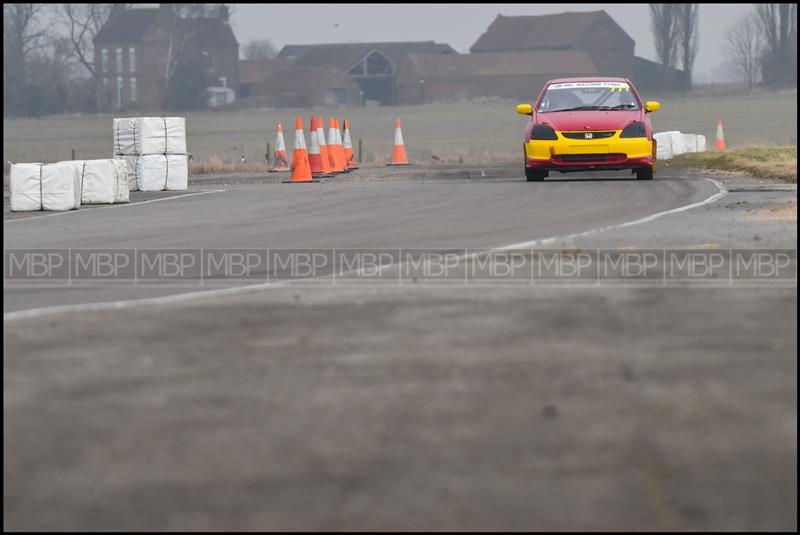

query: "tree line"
left=650, top=3, right=698, bottom=90
left=724, top=4, right=797, bottom=91
left=650, top=3, right=797, bottom=92
left=3, top=3, right=259, bottom=118
left=5, top=4, right=119, bottom=117
left=4, top=4, right=796, bottom=118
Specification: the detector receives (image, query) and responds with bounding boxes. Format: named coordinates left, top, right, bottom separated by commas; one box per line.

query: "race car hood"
left=537, top=110, right=641, bottom=132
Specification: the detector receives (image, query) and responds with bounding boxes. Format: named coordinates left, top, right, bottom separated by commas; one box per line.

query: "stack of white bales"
left=653, top=131, right=707, bottom=160
left=113, top=117, right=188, bottom=191
left=9, top=159, right=129, bottom=211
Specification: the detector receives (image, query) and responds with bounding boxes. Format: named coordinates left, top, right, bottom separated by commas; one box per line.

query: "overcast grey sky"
left=231, top=3, right=754, bottom=82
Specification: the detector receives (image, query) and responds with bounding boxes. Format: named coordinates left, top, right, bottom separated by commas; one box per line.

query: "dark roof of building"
left=278, top=41, right=456, bottom=71
left=94, top=7, right=160, bottom=44
left=255, top=65, right=357, bottom=93
left=633, top=55, right=683, bottom=72
left=470, top=11, right=633, bottom=52
left=182, top=17, right=239, bottom=48
left=94, top=6, right=238, bottom=47
left=402, top=50, right=599, bottom=78
left=239, top=58, right=295, bottom=85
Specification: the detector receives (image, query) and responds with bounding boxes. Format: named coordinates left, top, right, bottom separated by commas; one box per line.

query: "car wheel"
left=526, top=169, right=547, bottom=182
left=636, top=167, right=654, bottom=180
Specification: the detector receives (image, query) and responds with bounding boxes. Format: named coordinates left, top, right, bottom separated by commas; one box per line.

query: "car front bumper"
left=524, top=136, right=654, bottom=172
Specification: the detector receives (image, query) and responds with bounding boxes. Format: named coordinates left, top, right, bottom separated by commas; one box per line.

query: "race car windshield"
left=538, top=82, right=640, bottom=112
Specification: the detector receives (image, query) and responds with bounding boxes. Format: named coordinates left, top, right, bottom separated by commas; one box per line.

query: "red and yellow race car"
left=516, top=77, right=660, bottom=181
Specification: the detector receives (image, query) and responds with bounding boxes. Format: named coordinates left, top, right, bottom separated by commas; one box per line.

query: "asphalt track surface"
left=5, top=166, right=720, bottom=313
left=4, top=164, right=797, bottom=530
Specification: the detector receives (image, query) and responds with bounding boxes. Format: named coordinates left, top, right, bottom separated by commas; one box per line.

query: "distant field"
left=3, top=90, right=796, bottom=169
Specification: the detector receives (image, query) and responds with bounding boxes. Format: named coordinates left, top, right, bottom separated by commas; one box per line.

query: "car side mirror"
left=516, top=103, right=533, bottom=115
left=645, top=101, right=661, bottom=113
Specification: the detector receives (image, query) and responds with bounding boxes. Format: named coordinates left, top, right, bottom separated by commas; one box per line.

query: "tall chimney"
left=219, top=5, right=229, bottom=22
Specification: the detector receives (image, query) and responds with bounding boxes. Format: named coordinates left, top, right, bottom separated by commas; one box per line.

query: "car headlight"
left=531, top=124, right=558, bottom=140
left=620, top=122, right=646, bottom=138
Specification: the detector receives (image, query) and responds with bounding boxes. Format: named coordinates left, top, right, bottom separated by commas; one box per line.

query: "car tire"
left=526, top=169, right=547, bottom=182
left=636, top=167, right=654, bottom=180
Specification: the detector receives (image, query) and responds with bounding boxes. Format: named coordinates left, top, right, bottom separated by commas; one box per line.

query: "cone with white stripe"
left=388, top=117, right=409, bottom=165
left=327, top=116, right=345, bottom=173
left=342, top=119, right=358, bottom=170
left=269, top=122, right=290, bottom=172
left=286, top=115, right=313, bottom=183
left=714, top=117, right=727, bottom=151
left=317, top=114, right=335, bottom=175
left=307, top=116, right=332, bottom=178
left=334, top=118, right=349, bottom=173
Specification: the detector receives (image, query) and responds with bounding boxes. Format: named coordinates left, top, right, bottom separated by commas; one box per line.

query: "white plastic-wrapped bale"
left=10, top=163, right=44, bottom=211
left=113, top=117, right=187, bottom=156
left=10, top=162, right=82, bottom=211
left=696, top=134, right=707, bottom=152
left=667, top=131, right=686, bottom=155
left=653, top=132, right=673, bottom=160
left=136, top=154, right=188, bottom=191
left=112, top=117, right=137, bottom=156
left=42, top=162, right=82, bottom=210
left=112, top=159, right=130, bottom=203
left=114, top=155, right=140, bottom=191
left=66, top=159, right=115, bottom=204
left=138, top=117, right=186, bottom=155
left=166, top=154, right=189, bottom=191
left=682, top=134, right=699, bottom=153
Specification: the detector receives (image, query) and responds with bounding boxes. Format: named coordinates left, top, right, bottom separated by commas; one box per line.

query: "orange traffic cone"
left=342, top=119, right=358, bottom=170
left=286, top=115, right=313, bottom=183
left=327, top=117, right=345, bottom=173
left=307, top=116, right=332, bottom=178
left=715, top=118, right=727, bottom=151
left=388, top=118, right=409, bottom=165
left=317, top=114, right=335, bottom=175
left=269, top=122, right=290, bottom=172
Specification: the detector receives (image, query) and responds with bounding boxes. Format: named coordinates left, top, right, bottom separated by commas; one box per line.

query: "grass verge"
left=670, top=146, right=797, bottom=182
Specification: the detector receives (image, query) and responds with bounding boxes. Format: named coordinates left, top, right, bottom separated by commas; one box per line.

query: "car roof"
left=547, top=76, right=631, bottom=84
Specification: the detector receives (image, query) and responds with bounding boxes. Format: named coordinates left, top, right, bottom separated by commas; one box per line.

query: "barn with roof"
left=470, top=11, right=635, bottom=79
left=238, top=58, right=294, bottom=99
left=93, top=4, right=239, bottom=112
left=397, top=10, right=684, bottom=104
left=397, top=50, right=600, bottom=104
left=274, top=41, right=456, bottom=105
left=240, top=61, right=362, bottom=108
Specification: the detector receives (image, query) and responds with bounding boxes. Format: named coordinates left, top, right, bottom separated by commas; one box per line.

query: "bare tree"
left=4, top=4, right=48, bottom=117
left=677, top=4, right=699, bottom=91
left=242, top=39, right=277, bottom=60
left=57, top=4, right=121, bottom=81
left=725, top=13, right=762, bottom=92
left=25, top=36, right=76, bottom=116
left=754, top=3, right=797, bottom=87
left=161, top=4, right=227, bottom=96
left=162, top=4, right=234, bottom=110
left=649, top=4, right=681, bottom=68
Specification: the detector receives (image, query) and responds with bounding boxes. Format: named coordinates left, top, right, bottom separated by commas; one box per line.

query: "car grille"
left=561, top=131, right=615, bottom=140
left=555, top=153, right=627, bottom=163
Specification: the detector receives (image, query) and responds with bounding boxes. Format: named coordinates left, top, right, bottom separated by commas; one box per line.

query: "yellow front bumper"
left=524, top=131, right=653, bottom=161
